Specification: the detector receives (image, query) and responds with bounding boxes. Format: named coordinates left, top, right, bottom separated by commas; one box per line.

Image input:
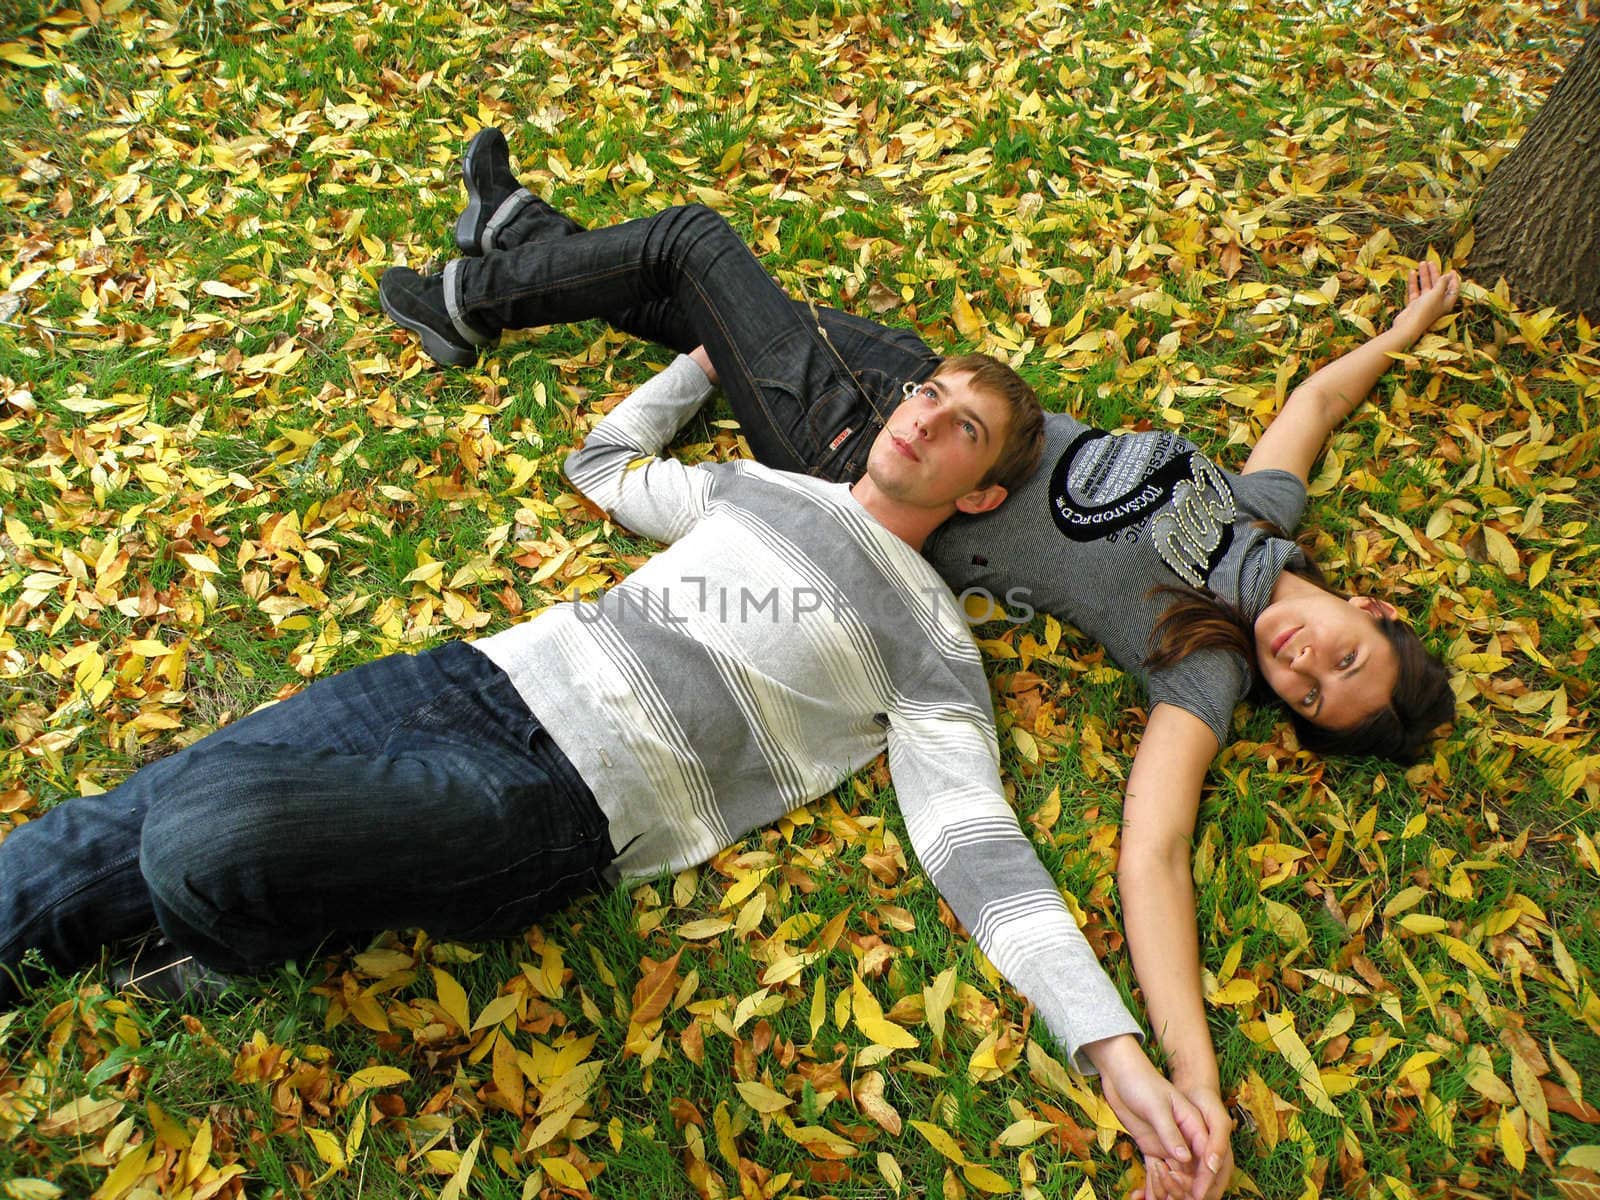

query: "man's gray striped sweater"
left=477, top=355, right=1139, bottom=1067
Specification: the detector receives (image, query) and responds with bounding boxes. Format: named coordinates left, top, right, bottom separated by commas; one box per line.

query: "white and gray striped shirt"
left=478, top=355, right=1139, bottom=1068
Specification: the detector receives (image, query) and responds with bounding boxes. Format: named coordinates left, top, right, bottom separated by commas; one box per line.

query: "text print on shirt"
left=1047, top=428, right=1237, bottom=588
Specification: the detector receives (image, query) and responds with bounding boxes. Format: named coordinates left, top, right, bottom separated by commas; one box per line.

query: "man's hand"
left=688, top=344, right=720, bottom=386
left=1390, top=260, right=1461, bottom=344
left=1119, top=1082, right=1233, bottom=1200
left=1086, top=1036, right=1220, bottom=1200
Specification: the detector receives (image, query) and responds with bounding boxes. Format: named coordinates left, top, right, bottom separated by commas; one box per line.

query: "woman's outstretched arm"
left=1241, top=262, right=1461, bottom=482
left=1119, top=704, right=1234, bottom=1200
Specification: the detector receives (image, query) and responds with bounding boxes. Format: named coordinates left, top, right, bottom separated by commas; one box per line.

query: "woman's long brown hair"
left=1144, top=583, right=1258, bottom=675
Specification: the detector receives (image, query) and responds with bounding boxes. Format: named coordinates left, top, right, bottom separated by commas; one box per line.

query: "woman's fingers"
left=1143, top=1159, right=1165, bottom=1200
left=1425, top=269, right=1461, bottom=315
left=1146, top=1156, right=1192, bottom=1200
left=1404, top=261, right=1462, bottom=322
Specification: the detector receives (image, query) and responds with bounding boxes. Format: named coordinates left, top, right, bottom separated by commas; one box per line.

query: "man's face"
left=863, top=372, right=1010, bottom=512
left=1254, top=590, right=1401, bottom=730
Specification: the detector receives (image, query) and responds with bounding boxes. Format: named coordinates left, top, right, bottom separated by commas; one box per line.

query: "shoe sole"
left=455, top=130, right=498, bottom=256
left=379, top=278, right=477, bottom=368
left=118, top=956, right=231, bottom=1004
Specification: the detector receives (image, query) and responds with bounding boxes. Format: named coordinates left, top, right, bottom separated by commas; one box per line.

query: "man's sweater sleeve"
left=563, top=355, right=717, bottom=545
left=885, top=691, right=1142, bottom=1072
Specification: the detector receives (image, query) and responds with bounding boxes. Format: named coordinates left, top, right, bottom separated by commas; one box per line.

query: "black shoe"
left=110, top=939, right=234, bottom=1005
left=379, top=265, right=486, bottom=367
left=456, top=127, right=521, bottom=255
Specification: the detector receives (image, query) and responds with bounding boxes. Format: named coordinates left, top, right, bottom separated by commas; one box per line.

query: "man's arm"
left=564, top=354, right=717, bottom=544
left=883, top=701, right=1210, bottom=1183
left=885, top=701, right=1138, bottom=1064
left=1242, top=262, right=1460, bottom=482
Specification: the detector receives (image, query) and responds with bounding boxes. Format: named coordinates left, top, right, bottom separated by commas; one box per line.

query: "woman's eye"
left=962, top=421, right=977, bottom=439
left=1339, top=651, right=1356, bottom=669
left=1301, top=686, right=1319, bottom=708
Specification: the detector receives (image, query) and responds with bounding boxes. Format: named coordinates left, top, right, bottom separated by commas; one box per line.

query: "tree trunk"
left=1468, top=23, right=1600, bottom=320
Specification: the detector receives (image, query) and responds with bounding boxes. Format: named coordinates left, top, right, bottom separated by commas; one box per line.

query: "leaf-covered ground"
left=3, top=1, right=1599, bottom=1198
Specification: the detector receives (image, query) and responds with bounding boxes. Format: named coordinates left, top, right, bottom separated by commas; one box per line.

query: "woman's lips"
left=1271, top=625, right=1301, bottom=658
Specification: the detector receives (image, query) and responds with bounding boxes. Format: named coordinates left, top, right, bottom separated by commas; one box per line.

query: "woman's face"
left=1253, top=590, right=1401, bottom=729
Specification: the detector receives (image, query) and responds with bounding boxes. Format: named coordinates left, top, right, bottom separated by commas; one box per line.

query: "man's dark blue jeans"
left=0, top=643, right=612, bottom=1002
left=447, top=203, right=939, bottom=481
left=2, top=204, right=935, bottom=1002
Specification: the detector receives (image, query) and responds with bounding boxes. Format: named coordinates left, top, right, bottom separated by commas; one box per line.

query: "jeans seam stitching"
left=0, top=849, right=143, bottom=959
left=469, top=260, right=644, bottom=311
left=678, top=265, right=813, bottom=468
left=459, top=838, right=608, bottom=936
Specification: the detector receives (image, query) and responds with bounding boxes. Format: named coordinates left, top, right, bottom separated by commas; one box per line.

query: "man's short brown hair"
left=930, top=353, right=1046, bottom=492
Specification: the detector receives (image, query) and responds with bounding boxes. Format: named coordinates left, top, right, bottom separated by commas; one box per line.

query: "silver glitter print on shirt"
left=1048, top=429, right=1236, bottom=586
left=1148, top=455, right=1236, bottom=587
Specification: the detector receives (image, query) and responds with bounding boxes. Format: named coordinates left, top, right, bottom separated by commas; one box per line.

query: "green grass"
left=4, top=1, right=1600, bottom=1198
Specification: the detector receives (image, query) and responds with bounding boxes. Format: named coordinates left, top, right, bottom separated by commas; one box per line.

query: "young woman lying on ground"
left=379, top=128, right=1461, bottom=1200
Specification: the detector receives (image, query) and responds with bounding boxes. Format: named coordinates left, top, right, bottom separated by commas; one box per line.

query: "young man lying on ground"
left=0, top=329, right=1217, bottom=1191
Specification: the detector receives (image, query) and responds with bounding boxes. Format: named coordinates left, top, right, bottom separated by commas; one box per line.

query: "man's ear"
left=955, top=482, right=1007, bottom=515
left=1350, top=595, right=1401, bottom=621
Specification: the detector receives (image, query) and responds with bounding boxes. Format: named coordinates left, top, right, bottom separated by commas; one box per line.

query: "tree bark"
left=1468, top=22, right=1600, bottom=320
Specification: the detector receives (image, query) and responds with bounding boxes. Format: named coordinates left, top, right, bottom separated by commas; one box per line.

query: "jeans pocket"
left=453, top=820, right=611, bottom=940
left=806, top=380, right=870, bottom=469
left=381, top=662, right=520, bottom=761
left=827, top=370, right=899, bottom=482
left=747, top=374, right=872, bottom=478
